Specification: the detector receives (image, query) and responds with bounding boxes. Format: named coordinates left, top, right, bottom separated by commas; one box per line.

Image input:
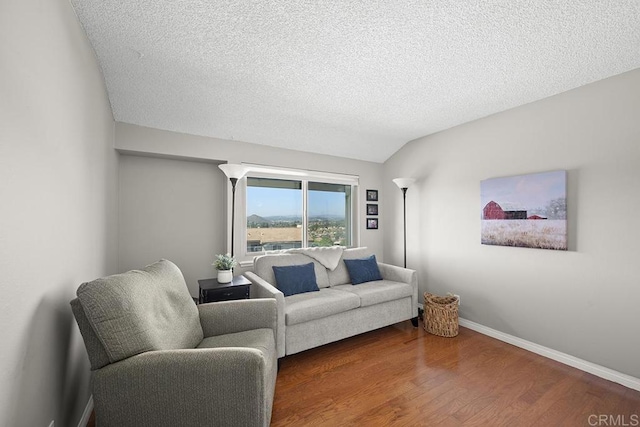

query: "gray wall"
left=0, top=0, right=117, bottom=426
left=3, top=4, right=635, bottom=425
left=383, top=69, right=640, bottom=378
left=115, top=124, right=387, bottom=275
left=119, top=155, right=225, bottom=297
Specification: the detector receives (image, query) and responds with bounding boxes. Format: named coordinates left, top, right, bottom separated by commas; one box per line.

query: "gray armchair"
left=70, top=260, right=277, bottom=427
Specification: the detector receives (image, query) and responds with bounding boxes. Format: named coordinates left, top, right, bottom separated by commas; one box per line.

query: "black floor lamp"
left=218, top=163, right=248, bottom=258
left=392, top=177, right=416, bottom=268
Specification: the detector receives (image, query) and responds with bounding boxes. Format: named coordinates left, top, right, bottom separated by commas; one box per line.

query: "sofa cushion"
left=254, top=253, right=331, bottom=288
left=76, top=260, right=203, bottom=364
left=272, top=263, right=319, bottom=297
left=333, top=280, right=414, bottom=308
left=288, top=246, right=344, bottom=270
left=285, top=289, right=360, bottom=326
left=327, top=247, right=374, bottom=286
left=344, top=255, right=383, bottom=285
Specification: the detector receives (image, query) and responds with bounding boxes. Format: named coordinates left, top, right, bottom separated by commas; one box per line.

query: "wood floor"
left=87, top=322, right=639, bottom=426
left=271, top=322, right=640, bottom=426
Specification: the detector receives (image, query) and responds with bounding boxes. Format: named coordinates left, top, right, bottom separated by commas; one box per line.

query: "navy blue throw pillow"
left=344, top=255, right=383, bottom=285
left=272, top=263, right=319, bottom=297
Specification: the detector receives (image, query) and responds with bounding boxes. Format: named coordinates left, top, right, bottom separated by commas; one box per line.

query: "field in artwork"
left=481, top=220, right=567, bottom=250
left=481, top=170, right=567, bottom=250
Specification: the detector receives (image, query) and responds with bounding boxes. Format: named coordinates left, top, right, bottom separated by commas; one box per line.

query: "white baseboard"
left=78, top=395, right=93, bottom=427
left=457, top=317, right=640, bottom=392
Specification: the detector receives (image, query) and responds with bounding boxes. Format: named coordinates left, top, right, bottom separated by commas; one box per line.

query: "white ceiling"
left=70, top=1, right=640, bottom=163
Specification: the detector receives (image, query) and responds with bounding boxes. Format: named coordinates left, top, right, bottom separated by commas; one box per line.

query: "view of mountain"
left=248, top=214, right=345, bottom=222
left=247, top=214, right=271, bottom=224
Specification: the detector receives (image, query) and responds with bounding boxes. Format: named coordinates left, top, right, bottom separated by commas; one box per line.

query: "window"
left=239, top=166, right=358, bottom=259
left=307, top=182, right=352, bottom=247
left=246, top=178, right=303, bottom=252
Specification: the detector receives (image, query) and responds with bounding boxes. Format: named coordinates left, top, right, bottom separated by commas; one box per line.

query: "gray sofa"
left=70, top=259, right=278, bottom=427
left=245, top=247, right=418, bottom=358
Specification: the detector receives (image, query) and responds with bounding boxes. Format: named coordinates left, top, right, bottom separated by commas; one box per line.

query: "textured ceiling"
left=70, top=1, right=640, bottom=163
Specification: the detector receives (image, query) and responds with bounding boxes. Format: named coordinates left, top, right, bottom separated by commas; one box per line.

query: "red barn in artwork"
left=527, top=215, right=547, bottom=220
left=483, top=201, right=505, bottom=219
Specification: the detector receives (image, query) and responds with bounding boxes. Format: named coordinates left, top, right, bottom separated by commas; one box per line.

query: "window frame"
left=232, top=164, right=360, bottom=265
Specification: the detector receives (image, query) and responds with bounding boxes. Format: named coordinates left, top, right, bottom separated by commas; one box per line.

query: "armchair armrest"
left=198, top=299, right=277, bottom=340
left=378, top=262, right=418, bottom=317
left=93, top=347, right=275, bottom=426
left=245, top=271, right=286, bottom=358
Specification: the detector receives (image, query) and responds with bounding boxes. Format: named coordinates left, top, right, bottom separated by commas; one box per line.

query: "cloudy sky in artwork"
left=481, top=170, right=566, bottom=211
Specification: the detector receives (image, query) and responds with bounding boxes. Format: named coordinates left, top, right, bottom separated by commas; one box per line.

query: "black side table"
left=198, top=275, right=251, bottom=304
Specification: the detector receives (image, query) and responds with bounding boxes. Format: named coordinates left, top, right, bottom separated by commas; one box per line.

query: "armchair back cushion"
left=70, top=298, right=112, bottom=370
left=76, top=259, right=203, bottom=364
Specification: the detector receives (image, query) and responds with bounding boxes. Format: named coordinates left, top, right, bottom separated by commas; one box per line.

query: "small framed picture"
left=366, top=204, right=378, bottom=215
left=366, top=218, right=378, bottom=230
left=366, top=189, right=378, bottom=201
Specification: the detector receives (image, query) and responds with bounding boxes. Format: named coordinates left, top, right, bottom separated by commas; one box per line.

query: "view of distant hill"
left=248, top=214, right=345, bottom=222
left=247, top=214, right=271, bottom=224
left=247, top=214, right=348, bottom=247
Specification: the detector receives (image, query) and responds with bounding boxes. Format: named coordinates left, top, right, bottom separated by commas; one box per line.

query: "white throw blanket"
left=289, top=246, right=345, bottom=271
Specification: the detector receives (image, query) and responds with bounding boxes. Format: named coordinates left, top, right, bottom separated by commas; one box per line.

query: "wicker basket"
left=423, top=292, right=459, bottom=337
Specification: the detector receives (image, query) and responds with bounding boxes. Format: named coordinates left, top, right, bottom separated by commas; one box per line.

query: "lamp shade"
left=392, top=178, right=416, bottom=189
left=218, top=163, right=248, bottom=180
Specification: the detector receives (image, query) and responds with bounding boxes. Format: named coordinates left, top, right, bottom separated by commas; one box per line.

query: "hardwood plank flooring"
left=271, top=322, right=640, bottom=426
left=86, top=322, right=638, bottom=426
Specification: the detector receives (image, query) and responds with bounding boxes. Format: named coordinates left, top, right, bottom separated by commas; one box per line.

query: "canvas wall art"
left=481, top=170, right=567, bottom=250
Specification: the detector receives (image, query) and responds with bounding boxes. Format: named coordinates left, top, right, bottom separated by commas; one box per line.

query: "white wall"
left=0, top=0, right=117, bottom=426
left=119, top=155, right=224, bottom=297
left=384, top=69, right=640, bottom=378
left=115, top=124, right=386, bottom=276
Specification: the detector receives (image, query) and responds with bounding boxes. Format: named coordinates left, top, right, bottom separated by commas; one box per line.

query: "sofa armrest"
left=378, top=262, right=418, bottom=317
left=246, top=271, right=282, bottom=299
left=198, top=299, right=277, bottom=340
left=245, top=271, right=286, bottom=358
left=93, top=347, right=275, bottom=426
